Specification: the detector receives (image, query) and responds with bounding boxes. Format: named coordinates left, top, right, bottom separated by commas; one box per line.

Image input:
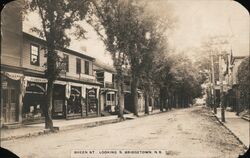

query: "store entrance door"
left=2, top=87, right=18, bottom=123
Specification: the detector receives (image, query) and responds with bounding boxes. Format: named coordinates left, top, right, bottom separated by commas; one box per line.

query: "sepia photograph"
left=0, top=0, right=249, bottom=157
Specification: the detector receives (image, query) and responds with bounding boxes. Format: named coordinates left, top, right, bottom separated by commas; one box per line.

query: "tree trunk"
left=117, top=77, right=124, bottom=119
left=45, top=40, right=56, bottom=130
left=45, top=80, right=54, bottom=130
left=176, top=95, right=179, bottom=108
left=159, top=88, right=164, bottom=111
left=151, top=96, right=154, bottom=112
left=131, top=74, right=139, bottom=116
left=145, top=93, right=149, bottom=115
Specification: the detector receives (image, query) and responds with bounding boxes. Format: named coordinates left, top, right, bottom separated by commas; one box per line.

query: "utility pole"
left=210, top=36, right=229, bottom=121
left=210, top=52, right=216, bottom=114
left=219, top=53, right=225, bottom=122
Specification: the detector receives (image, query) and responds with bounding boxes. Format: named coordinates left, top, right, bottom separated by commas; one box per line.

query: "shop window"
left=2, top=90, right=8, bottom=106
left=76, top=58, right=81, bottom=74
left=30, top=44, right=39, bottom=66
left=112, top=94, right=115, bottom=101
left=85, top=60, right=89, bottom=75
left=10, top=89, right=16, bottom=103
left=63, top=54, right=69, bottom=72
left=67, top=86, right=82, bottom=115
left=86, top=88, right=97, bottom=114
left=107, top=94, right=111, bottom=101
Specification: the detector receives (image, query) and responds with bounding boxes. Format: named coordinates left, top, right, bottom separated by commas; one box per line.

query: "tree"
left=24, top=0, right=91, bottom=130
left=237, top=57, right=250, bottom=112
left=153, top=53, right=204, bottom=109
left=90, top=0, right=172, bottom=116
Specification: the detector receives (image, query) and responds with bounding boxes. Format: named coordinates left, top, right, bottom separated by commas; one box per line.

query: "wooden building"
left=94, top=61, right=117, bottom=115
left=1, top=1, right=101, bottom=127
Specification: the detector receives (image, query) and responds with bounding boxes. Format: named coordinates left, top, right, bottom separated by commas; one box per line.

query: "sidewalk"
left=214, top=108, right=250, bottom=148
left=0, top=109, right=162, bottom=141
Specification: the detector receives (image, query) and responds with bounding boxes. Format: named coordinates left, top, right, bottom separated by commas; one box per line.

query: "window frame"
left=30, top=44, right=40, bottom=66
left=84, top=60, right=89, bottom=75
left=76, top=58, right=81, bottom=74
left=63, top=54, right=69, bottom=72
left=107, top=93, right=111, bottom=101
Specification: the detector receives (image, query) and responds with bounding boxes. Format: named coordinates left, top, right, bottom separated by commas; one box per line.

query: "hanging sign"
left=65, top=83, right=71, bottom=99
left=82, top=85, right=86, bottom=98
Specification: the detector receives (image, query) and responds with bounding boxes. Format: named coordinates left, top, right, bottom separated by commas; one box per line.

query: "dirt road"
left=2, top=106, right=246, bottom=158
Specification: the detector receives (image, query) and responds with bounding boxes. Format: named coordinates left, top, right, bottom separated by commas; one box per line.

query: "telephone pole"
left=210, top=51, right=216, bottom=114
left=219, top=53, right=225, bottom=122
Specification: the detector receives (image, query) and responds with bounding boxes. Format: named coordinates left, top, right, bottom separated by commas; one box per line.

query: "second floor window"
left=76, top=58, right=81, bottom=74
left=30, top=44, right=39, bottom=66
left=63, top=54, right=69, bottom=72
left=85, top=60, right=89, bottom=75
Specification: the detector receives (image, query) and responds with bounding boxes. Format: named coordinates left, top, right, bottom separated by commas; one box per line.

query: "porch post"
left=18, top=76, right=26, bottom=123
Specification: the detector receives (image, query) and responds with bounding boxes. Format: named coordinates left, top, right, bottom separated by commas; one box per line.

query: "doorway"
left=2, top=83, right=18, bottom=124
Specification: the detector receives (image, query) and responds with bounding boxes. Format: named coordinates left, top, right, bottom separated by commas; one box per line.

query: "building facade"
left=94, top=62, right=117, bottom=114
left=1, top=1, right=101, bottom=126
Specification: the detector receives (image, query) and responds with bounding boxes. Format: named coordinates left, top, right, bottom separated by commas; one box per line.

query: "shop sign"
left=25, top=76, right=47, bottom=83
left=54, top=80, right=67, bottom=85
left=5, top=72, right=23, bottom=80
left=2, top=81, right=7, bottom=89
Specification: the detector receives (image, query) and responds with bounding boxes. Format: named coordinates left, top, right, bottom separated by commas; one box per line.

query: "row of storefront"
left=1, top=71, right=100, bottom=126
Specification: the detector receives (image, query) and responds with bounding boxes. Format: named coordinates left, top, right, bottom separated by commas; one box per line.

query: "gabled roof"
left=231, top=56, right=247, bottom=65
left=93, top=59, right=116, bottom=73
left=23, top=32, right=95, bottom=61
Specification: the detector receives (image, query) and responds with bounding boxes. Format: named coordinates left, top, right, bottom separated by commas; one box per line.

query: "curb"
left=1, top=111, right=164, bottom=142
left=241, top=116, right=250, bottom=122
left=1, top=129, right=51, bottom=141
left=1, top=118, right=123, bottom=142
left=210, top=110, right=248, bottom=150
left=138, top=110, right=164, bottom=117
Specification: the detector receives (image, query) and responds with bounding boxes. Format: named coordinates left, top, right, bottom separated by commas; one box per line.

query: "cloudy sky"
left=23, top=0, right=249, bottom=65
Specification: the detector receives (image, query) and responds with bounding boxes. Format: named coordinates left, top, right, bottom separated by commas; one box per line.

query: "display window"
left=86, top=88, right=98, bottom=115
left=22, top=82, right=46, bottom=122
left=67, top=86, right=82, bottom=115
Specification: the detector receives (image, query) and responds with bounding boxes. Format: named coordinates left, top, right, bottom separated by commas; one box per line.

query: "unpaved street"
left=2, top=106, right=246, bottom=158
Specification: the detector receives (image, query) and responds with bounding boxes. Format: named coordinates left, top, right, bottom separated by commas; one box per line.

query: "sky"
left=23, top=0, right=249, bottom=65
left=167, top=0, right=249, bottom=57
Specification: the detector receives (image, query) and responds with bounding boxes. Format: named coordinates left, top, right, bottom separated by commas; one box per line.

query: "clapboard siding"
left=22, top=38, right=46, bottom=72
left=1, top=0, right=23, bottom=67
left=22, top=37, right=95, bottom=80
